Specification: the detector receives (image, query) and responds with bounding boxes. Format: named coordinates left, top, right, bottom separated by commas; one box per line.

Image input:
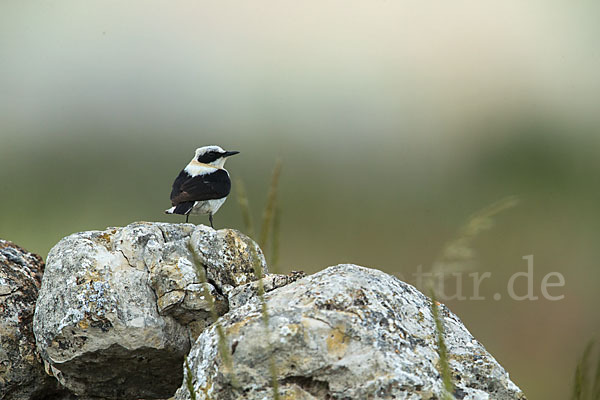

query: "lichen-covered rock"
left=175, top=264, right=526, bottom=400
left=189, top=227, right=268, bottom=294
left=228, top=271, right=306, bottom=309
left=0, top=239, right=74, bottom=400
left=33, top=222, right=266, bottom=399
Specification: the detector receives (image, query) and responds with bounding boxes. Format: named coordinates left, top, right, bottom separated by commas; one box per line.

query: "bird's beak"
left=223, top=151, right=240, bottom=157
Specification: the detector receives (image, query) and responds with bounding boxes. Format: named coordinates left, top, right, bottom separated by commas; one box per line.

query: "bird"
left=165, top=145, right=239, bottom=227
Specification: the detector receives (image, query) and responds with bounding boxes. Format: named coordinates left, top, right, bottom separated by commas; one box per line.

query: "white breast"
left=190, top=198, right=227, bottom=215
left=184, top=162, right=217, bottom=176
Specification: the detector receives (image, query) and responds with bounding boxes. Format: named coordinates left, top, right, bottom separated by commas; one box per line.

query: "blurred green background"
left=1, top=1, right=599, bottom=398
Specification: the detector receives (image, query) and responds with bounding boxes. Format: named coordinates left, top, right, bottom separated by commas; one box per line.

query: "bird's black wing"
left=170, top=170, right=191, bottom=201
left=170, top=169, right=231, bottom=205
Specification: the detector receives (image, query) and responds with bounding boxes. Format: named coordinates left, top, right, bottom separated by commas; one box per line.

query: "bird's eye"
left=197, top=151, right=220, bottom=163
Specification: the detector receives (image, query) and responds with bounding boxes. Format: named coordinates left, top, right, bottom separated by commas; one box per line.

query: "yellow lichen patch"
left=78, top=320, right=89, bottom=329
left=81, top=270, right=104, bottom=284
left=97, top=229, right=117, bottom=247
left=326, top=324, right=349, bottom=359
left=225, top=229, right=243, bottom=243
left=280, top=385, right=316, bottom=400
left=98, top=233, right=111, bottom=242
left=157, top=261, right=186, bottom=288
left=279, top=323, right=301, bottom=338
left=198, top=376, right=213, bottom=398
left=225, top=315, right=255, bottom=337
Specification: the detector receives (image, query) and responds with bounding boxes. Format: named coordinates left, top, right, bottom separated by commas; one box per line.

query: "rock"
left=175, top=264, right=526, bottom=400
left=0, top=239, right=74, bottom=400
left=33, top=222, right=266, bottom=399
left=228, top=271, right=306, bottom=309
left=190, top=227, right=268, bottom=294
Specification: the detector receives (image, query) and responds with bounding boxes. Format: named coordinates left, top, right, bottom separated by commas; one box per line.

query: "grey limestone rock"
left=0, top=239, right=74, bottom=400
left=175, top=264, right=526, bottom=400
left=33, top=222, right=266, bottom=399
left=228, top=271, right=306, bottom=309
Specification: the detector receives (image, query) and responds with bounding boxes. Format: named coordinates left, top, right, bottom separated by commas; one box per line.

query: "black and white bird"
left=165, top=145, right=239, bottom=227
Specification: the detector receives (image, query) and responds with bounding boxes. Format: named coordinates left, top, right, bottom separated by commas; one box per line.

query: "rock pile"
left=0, top=222, right=526, bottom=399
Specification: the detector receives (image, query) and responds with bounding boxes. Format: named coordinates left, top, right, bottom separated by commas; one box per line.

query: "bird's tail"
left=165, top=201, right=195, bottom=215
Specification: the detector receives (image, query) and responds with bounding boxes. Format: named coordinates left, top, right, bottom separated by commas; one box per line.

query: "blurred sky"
left=1, top=1, right=600, bottom=399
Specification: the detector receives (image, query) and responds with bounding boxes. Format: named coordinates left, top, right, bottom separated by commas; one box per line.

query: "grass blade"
left=593, top=344, right=600, bottom=400
left=430, top=290, right=455, bottom=400
left=572, top=341, right=594, bottom=400
left=249, top=242, right=280, bottom=400
left=235, top=178, right=255, bottom=238
left=259, top=159, right=282, bottom=251
left=424, top=197, right=520, bottom=399
left=269, top=205, right=281, bottom=274
left=433, top=195, right=520, bottom=274
left=186, top=241, right=237, bottom=389
left=185, top=357, right=198, bottom=400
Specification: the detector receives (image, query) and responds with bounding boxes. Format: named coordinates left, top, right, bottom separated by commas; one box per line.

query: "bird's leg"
left=209, top=213, right=214, bottom=229
left=186, top=214, right=189, bottom=223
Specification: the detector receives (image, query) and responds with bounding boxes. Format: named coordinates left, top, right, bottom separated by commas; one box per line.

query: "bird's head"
left=194, top=145, right=239, bottom=168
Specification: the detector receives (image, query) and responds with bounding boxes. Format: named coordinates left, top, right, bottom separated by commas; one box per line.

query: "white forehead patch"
left=195, top=145, right=225, bottom=157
